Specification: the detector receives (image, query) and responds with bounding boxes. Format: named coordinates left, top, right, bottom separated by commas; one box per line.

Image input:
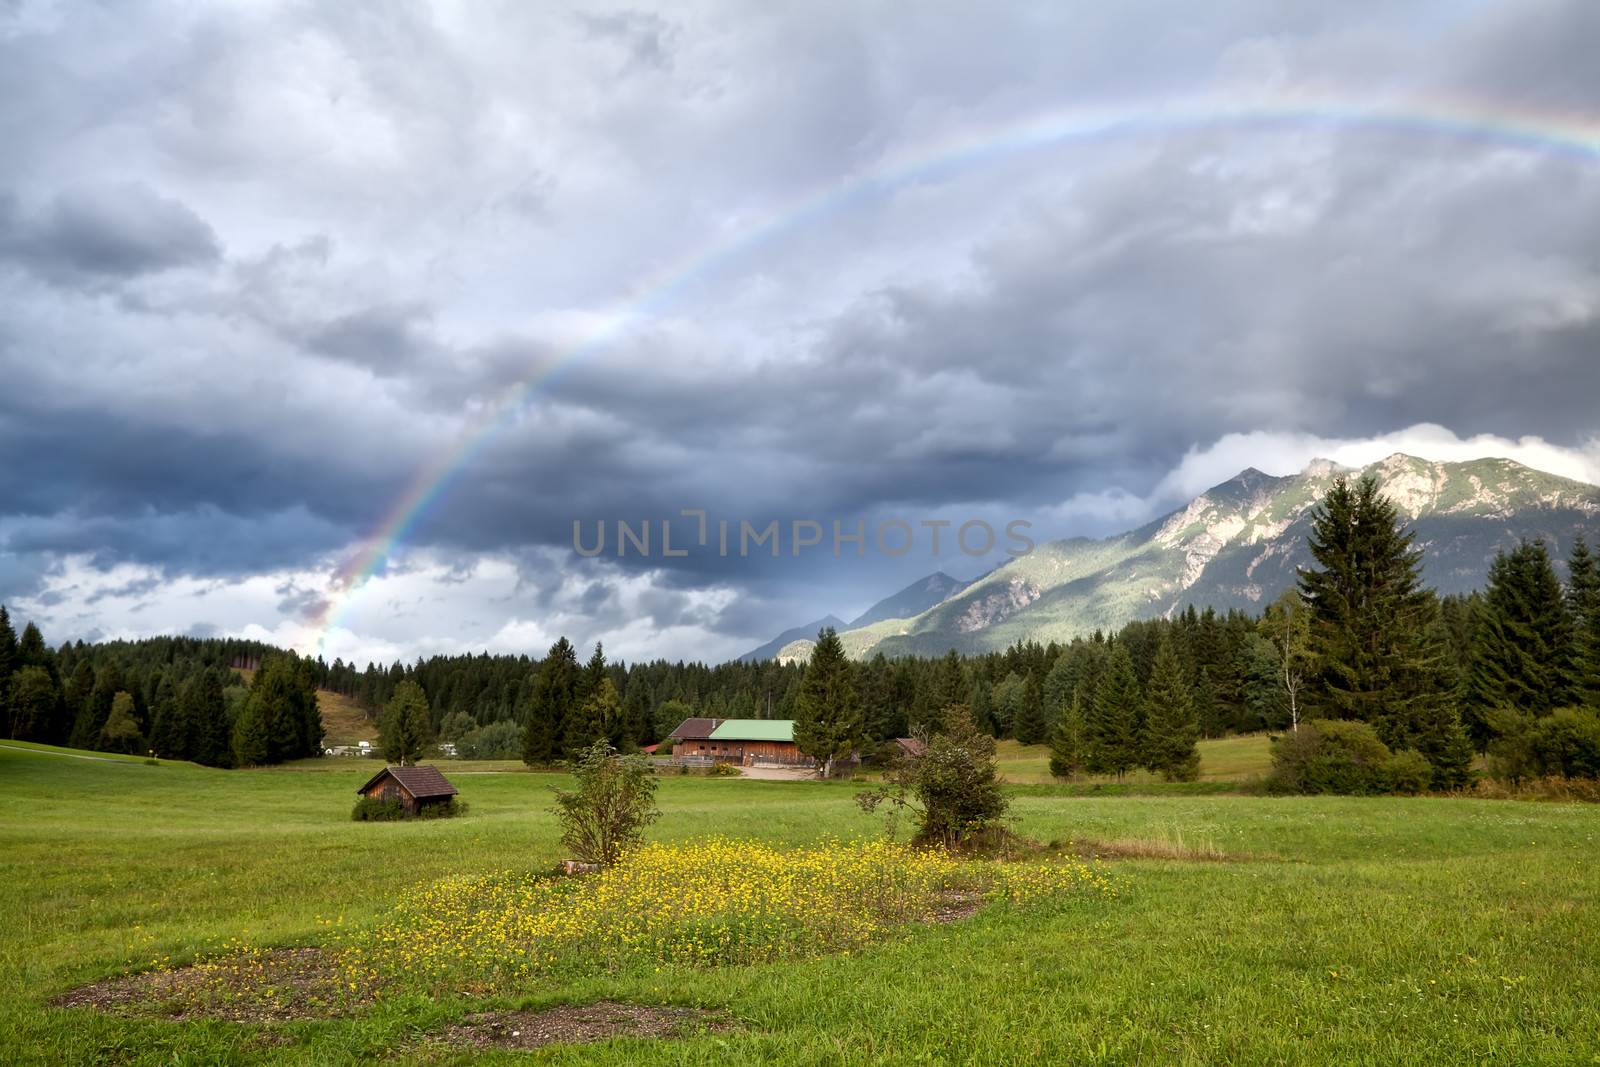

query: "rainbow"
left=305, top=89, right=1600, bottom=658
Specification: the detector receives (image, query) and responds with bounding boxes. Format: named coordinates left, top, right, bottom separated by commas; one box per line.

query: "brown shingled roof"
left=667, top=717, right=722, bottom=741
left=357, top=764, right=459, bottom=798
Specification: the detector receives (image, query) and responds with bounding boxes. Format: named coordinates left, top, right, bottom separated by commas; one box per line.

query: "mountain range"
left=744, top=454, right=1600, bottom=662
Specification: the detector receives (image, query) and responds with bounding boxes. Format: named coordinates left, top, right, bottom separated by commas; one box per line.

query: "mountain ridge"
left=749, top=453, right=1600, bottom=661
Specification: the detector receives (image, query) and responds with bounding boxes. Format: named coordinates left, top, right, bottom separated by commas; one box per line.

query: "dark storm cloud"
left=2, top=0, right=1598, bottom=657
left=0, top=184, right=220, bottom=284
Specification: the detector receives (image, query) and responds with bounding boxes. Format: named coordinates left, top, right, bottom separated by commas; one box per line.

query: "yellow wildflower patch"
left=337, top=838, right=1115, bottom=996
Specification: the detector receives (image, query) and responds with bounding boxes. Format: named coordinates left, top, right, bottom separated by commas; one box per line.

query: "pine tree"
left=970, top=677, right=997, bottom=737
left=16, top=622, right=48, bottom=669
left=522, top=638, right=578, bottom=766
left=1014, top=671, right=1048, bottom=745
left=148, top=673, right=183, bottom=759
left=181, top=671, right=231, bottom=767
left=564, top=643, right=609, bottom=755
left=1141, top=633, right=1199, bottom=780
left=74, top=663, right=123, bottom=750
left=618, top=680, right=651, bottom=750
left=793, top=627, right=862, bottom=778
left=231, top=697, right=270, bottom=767
left=918, top=650, right=965, bottom=734
left=6, top=666, right=60, bottom=742
left=1567, top=536, right=1600, bottom=707
left=0, top=606, right=17, bottom=710
left=1089, top=643, right=1141, bottom=777
left=379, top=680, right=434, bottom=765
left=245, top=654, right=323, bottom=763
left=1464, top=540, right=1577, bottom=743
left=1048, top=689, right=1084, bottom=779
left=1298, top=474, right=1456, bottom=748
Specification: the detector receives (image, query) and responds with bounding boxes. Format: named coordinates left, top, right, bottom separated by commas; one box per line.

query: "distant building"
left=356, top=765, right=459, bottom=815
left=667, top=717, right=814, bottom=766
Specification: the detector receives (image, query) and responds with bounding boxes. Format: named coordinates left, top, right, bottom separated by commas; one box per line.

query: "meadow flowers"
left=337, top=838, right=1114, bottom=996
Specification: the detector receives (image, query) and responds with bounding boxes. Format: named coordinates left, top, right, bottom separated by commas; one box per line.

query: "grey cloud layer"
left=2, top=0, right=1597, bottom=654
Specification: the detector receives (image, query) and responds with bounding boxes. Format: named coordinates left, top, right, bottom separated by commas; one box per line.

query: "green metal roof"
left=707, top=719, right=794, bottom=742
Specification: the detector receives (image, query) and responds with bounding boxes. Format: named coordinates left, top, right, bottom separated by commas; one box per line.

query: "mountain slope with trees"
left=776, top=454, right=1600, bottom=660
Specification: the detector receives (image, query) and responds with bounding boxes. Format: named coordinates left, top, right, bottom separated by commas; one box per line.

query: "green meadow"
left=3, top=741, right=1598, bottom=1065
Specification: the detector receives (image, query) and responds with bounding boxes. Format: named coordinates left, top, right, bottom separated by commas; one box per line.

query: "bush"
left=1386, top=749, right=1433, bottom=795
left=352, top=797, right=407, bottom=821
left=858, top=706, right=1010, bottom=851
left=351, top=797, right=467, bottom=821
left=1527, top=708, right=1600, bottom=780
left=417, top=798, right=467, bottom=819
left=552, top=740, right=660, bottom=866
left=709, top=761, right=741, bottom=777
left=1266, top=720, right=1399, bottom=796
left=455, top=720, right=522, bottom=760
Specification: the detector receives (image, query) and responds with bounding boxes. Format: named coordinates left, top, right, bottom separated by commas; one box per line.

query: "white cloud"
left=12, top=548, right=751, bottom=667
left=1157, top=424, right=1600, bottom=501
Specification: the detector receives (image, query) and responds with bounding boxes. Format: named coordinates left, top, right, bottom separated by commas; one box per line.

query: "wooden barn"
left=356, top=765, right=459, bottom=815
left=668, top=717, right=814, bottom=766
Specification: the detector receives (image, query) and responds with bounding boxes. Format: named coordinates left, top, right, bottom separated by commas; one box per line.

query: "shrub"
left=1486, top=707, right=1600, bottom=783
left=352, top=796, right=467, bottom=821
left=352, top=797, right=407, bottom=821
left=709, top=761, right=741, bottom=777
left=416, top=798, right=468, bottom=819
left=552, top=740, right=660, bottom=866
left=455, top=720, right=522, bottom=760
left=1526, top=708, right=1600, bottom=780
left=1484, top=707, right=1536, bottom=784
left=1386, top=749, right=1433, bottom=795
left=858, top=706, right=1010, bottom=850
left=1266, top=719, right=1397, bottom=795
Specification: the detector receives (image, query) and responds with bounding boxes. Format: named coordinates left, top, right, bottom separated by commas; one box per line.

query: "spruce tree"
left=16, top=622, right=48, bottom=669
left=379, top=680, right=434, bottom=765
left=1298, top=474, right=1455, bottom=748
left=1089, top=643, right=1141, bottom=777
left=618, top=680, right=651, bottom=749
left=1014, top=671, right=1048, bottom=745
left=6, top=666, right=59, bottom=742
left=74, top=663, right=123, bottom=750
left=231, top=697, right=270, bottom=767
left=1141, top=633, right=1200, bottom=780
left=0, top=606, right=16, bottom=707
left=181, top=671, right=231, bottom=766
left=564, top=643, right=609, bottom=755
left=918, top=650, right=965, bottom=734
left=793, top=627, right=862, bottom=778
left=148, top=674, right=183, bottom=760
left=1567, top=536, right=1600, bottom=707
left=522, top=638, right=578, bottom=766
left=1464, top=540, right=1577, bottom=741
left=1048, top=689, right=1085, bottom=779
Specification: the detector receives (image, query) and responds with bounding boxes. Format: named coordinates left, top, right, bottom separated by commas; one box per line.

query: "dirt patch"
left=436, top=1001, right=732, bottom=1051
left=51, top=947, right=352, bottom=1023
left=928, top=889, right=987, bottom=923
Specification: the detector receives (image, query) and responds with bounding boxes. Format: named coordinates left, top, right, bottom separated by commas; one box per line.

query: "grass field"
left=3, top=742, right=1598, bottom=1064
left=992, top=733, right=1272, bottom=784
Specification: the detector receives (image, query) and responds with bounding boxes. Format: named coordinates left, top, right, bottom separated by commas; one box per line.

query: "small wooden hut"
left=356, top=765, right=459, bottom=815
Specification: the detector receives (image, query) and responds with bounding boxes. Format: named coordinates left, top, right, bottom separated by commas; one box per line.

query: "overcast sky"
left=3, top=0, right=1599, bottom=665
